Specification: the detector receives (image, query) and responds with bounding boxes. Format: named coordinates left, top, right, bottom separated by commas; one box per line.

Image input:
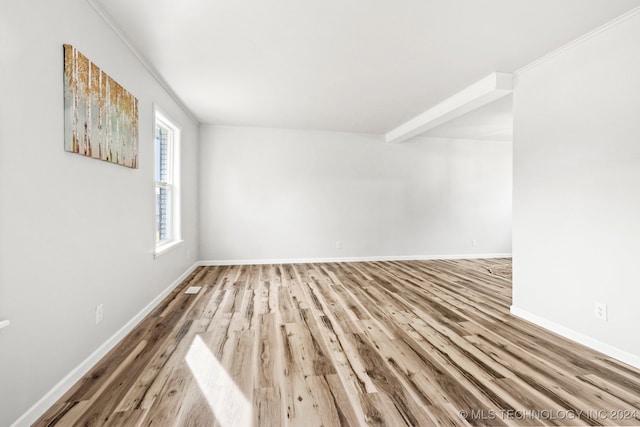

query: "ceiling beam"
left=385, top=72, right=513, bottom=144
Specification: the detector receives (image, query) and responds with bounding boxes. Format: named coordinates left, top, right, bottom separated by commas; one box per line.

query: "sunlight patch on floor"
left=186, top=335, right=252, bottom=427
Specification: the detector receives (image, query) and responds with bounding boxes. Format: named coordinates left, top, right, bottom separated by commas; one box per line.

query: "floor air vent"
left=486, top=265, right=512, bottom=279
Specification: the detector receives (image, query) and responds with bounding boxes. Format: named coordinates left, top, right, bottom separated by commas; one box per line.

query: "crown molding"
left=86, top=0, right=200, bottom=125
left=514, top=6, right=640, bottom=77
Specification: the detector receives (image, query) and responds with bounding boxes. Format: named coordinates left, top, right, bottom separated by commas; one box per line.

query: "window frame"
left=154, top=107, right=182, bottom=257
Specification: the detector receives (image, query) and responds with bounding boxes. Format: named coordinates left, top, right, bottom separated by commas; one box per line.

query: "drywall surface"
left=512, top=11, right=640, bottom=359
left=0, top=1, right=199, bottom=425
left=199, top=126, right=512, bottom=261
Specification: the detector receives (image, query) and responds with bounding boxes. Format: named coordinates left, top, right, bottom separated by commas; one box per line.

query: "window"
left=154, top=109, right=181, bottom=256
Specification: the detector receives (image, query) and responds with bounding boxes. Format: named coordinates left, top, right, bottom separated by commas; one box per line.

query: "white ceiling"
left=93, top=0, right=640, bottom=134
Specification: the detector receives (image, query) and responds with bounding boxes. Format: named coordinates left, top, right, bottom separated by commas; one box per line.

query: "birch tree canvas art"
left=63, top=44, right=138, bottom=168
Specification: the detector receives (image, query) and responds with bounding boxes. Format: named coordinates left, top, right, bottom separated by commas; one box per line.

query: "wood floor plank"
left=35, top=259, right=640, bottom=427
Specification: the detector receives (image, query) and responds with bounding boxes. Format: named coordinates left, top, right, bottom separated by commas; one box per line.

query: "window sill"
left=154, top=239, right=184, bottom=259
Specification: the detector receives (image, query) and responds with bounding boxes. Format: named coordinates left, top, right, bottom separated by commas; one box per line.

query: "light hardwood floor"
left=36, top=259, right=640, bottom=426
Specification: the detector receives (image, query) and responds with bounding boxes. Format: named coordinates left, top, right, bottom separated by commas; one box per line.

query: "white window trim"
left=154, top=107, right=182, bottom=258
left=154, top=238, right=183, bottom=258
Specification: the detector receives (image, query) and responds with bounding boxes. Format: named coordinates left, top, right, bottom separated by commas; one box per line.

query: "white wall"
left=199, top=126, right=511, bottom=262
left=512, top=11, right=640, bottom=364
left=0, top=1, right=199, bottom=425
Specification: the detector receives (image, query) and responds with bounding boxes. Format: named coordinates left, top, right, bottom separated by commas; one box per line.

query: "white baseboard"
left=199, top=253, right=512, bottom=266
left=11, top=262, right=200, bottom=427
left=510, top=305, right=640, bottom=370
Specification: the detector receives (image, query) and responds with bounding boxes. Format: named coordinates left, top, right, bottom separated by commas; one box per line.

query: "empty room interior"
left=2, top=0, right=640, bottom=426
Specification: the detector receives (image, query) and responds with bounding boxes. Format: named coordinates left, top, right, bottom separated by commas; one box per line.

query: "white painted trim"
left=10, top=262, right=200, bottom=427
left=514, top=5, right=640, bottom=77
left=201, top=123, right=385, bottom=139
left=153, top=106, right=183, bottom=258
left=199, top=253, right=512, bottom=266
left=385, top=72, right=513, bottom=144
left=510, top=305, right=640, bottom=370
left=153, top=239, right=184, bottom=259
left=85, top=0, right=199, bottom=125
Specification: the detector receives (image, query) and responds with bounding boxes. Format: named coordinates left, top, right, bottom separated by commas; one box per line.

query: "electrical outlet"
left=472, top=239, right=478, bottom=247
left=95, top=304, right=104, bottom=324
left=336, top=241, right=342, bottom=249
left=594, top=302, right=607, bottom=321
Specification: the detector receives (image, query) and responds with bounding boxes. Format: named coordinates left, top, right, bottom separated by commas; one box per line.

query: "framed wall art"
left=63, top=44, right=138, bottom=168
